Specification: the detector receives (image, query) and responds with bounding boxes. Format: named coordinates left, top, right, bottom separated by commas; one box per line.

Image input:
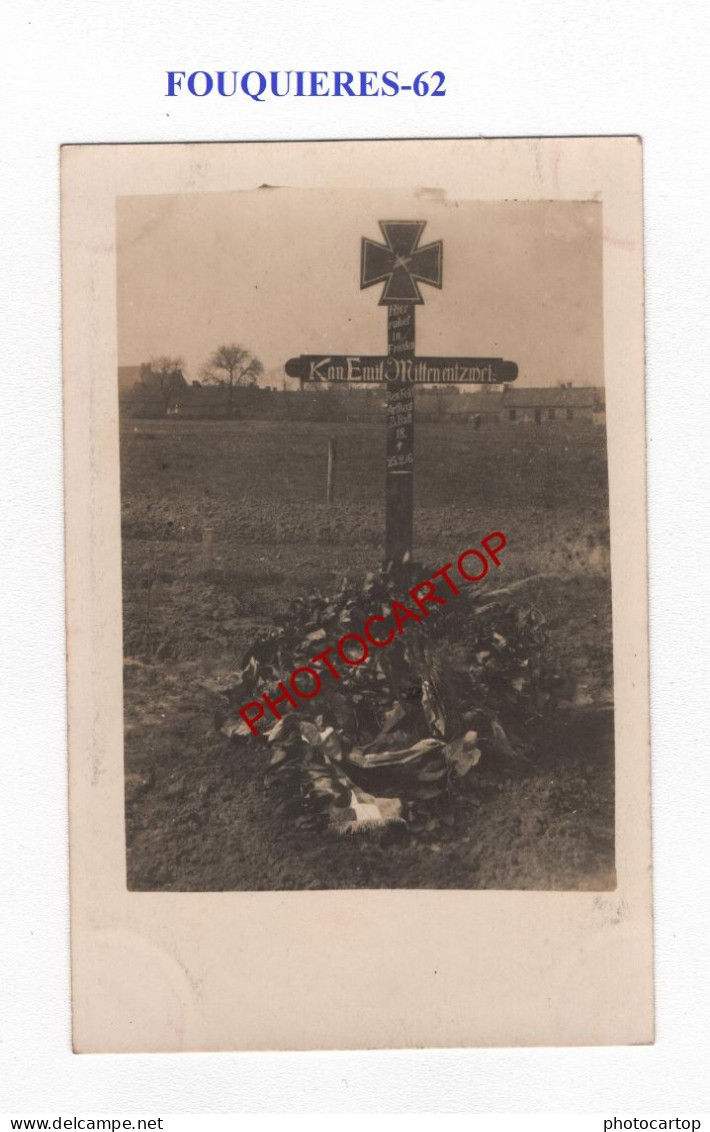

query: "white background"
left=2, top=0, right=709, bottom=1115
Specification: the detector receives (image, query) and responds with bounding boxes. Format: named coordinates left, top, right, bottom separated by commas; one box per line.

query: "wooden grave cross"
left=285, top=220, right=519, bottom=574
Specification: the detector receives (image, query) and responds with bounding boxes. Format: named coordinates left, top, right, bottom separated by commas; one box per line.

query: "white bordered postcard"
left=62, top=136, right=652, bottom=1051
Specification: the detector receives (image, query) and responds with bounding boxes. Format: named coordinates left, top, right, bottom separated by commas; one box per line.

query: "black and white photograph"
left=118, top=183, right=615, bottom=892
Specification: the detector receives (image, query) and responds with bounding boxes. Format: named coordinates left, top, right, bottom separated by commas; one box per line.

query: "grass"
left=120, top=415, right=615, bottom=891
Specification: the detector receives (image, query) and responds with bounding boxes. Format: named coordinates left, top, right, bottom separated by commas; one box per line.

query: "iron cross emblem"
left=360, top=220, right=443, bottom=304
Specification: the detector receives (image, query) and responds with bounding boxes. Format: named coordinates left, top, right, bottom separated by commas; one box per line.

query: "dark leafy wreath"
left=211, top=564, right=564, bottom=835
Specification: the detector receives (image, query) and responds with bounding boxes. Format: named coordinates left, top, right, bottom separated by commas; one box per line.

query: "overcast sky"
left=117, top=189, right=603, bottom=388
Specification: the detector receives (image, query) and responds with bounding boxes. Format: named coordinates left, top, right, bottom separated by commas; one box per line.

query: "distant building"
left=119, top=363, right=189, bottom=417
left=499, top=385, right=605, bottom=425
left=118, top=367, right=606, bottom=427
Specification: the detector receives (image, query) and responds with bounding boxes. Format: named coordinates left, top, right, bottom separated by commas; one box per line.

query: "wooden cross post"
left=360, top=221, right=443, bottom=573
left=384, top=301, right=416, bottom=571
left=285, top=219, right=519, bottom=576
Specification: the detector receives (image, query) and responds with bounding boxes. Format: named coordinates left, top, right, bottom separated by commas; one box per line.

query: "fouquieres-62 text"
left=165, top=69, right=447, bottom=102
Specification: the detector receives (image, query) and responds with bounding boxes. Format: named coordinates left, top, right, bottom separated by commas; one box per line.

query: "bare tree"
left=200, top=344, right=264, bottom=413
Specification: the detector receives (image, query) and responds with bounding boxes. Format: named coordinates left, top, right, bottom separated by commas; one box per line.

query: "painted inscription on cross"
left=285, top=220, right=519, bottom=573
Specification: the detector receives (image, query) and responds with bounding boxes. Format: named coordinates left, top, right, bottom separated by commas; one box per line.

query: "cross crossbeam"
left=285, top=355, right=518, bottom=384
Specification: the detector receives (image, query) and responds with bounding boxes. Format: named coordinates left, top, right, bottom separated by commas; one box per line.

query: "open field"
left=121, top=417, right=615, bottom=890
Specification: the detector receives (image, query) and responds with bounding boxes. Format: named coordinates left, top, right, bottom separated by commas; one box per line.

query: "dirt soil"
left=121, top=418, right=616, bottom=891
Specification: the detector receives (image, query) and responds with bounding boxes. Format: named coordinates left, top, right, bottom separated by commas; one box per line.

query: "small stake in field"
left=285, top=220, right=519, bottom=574
left=201, top=525, right=215, bottom=575
left=326, top=436, right=337, bottom=504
